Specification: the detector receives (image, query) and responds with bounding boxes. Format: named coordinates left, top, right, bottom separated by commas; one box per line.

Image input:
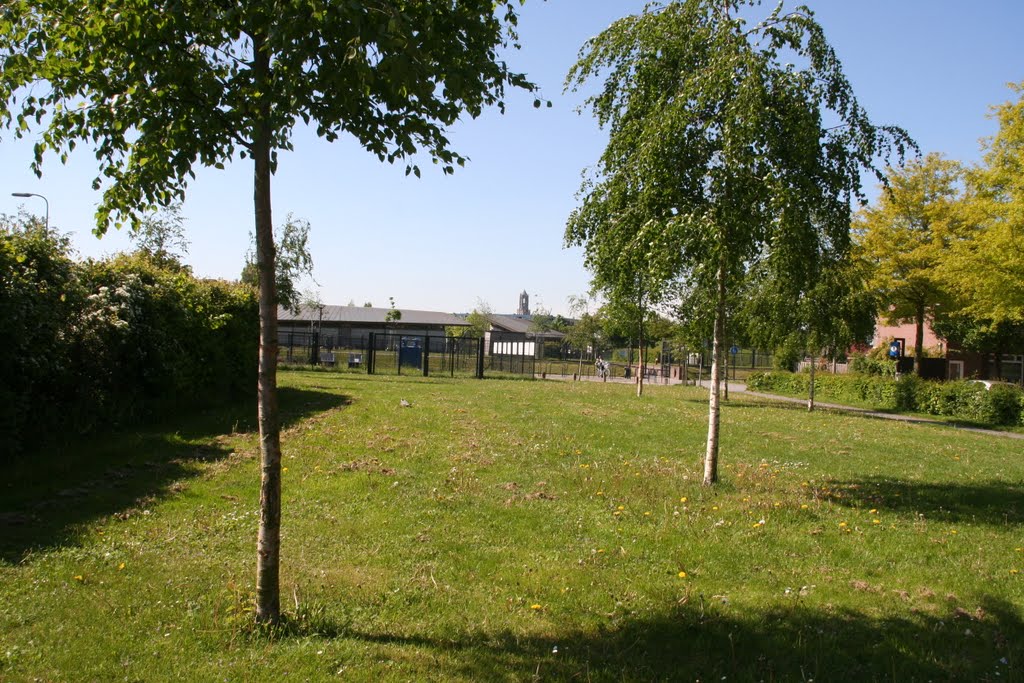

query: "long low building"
left=278, top=304, right=469, bottom=348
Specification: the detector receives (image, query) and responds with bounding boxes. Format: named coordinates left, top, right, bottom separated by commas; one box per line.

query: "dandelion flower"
left=678, top=571, right=687, bottom=578
left=872, top=519, right=881, bottom=525
left=680, top=497, right=687, bottom=503
left=73, top=575, right=84, bottom=582
left=531, top=604, right=542, bottom=610
left=800, top=504, right=809, bottom=510
left=869, top=509, right=877, bottom=514
left=118, top=562, right=125, bottom=571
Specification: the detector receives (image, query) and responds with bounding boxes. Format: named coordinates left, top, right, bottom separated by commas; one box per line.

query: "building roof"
left=278, top=304, right=469, bottom=327
left=488, top=314, right=566, bottom=339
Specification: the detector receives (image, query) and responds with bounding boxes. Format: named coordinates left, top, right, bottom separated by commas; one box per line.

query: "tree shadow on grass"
left=815, top=475, right=1024, bottom=526
left=296, top=595, right=1022, bottom=681
left=0, top=387, right=350, bottom=564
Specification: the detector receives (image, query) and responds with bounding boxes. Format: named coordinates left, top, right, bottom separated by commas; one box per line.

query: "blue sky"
left=3, top=0, right=1022, bottom=316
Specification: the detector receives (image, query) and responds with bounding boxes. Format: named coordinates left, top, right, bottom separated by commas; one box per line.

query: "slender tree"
left=2, top=0, right=535, bottom=623
left=743, top=252, right=877, bottom=411
left=565, top=0, right=911, bottom=485
left=130, top=203, right=189, bottom=268
left=240, top=214, right=315, bottom=314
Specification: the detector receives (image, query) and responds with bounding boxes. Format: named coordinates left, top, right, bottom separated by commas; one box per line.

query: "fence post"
left=476, top=337, right=485, bottom=379
left=368, top=332, right=375, bottom=375
left=423, top=335, right=430, bottom=377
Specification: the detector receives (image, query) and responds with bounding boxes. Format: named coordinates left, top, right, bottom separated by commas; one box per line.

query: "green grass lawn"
left=2, top=372, right=1022, bottom=681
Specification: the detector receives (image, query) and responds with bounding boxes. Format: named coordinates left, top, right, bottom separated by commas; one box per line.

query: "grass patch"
left=2, top=373, right=1022, bottom=681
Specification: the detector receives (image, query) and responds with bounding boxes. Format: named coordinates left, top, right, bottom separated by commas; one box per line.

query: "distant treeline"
left=1, top=220, right=258, bottom=458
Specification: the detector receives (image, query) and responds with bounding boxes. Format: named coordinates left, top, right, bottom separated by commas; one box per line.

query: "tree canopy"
left=942, top=82, right=1024, bottom=327
left=853, top=153, right=964, bottom=373
left=565, top=0, right=912, bottom=484
left=240, top=214, right=314, bottom=314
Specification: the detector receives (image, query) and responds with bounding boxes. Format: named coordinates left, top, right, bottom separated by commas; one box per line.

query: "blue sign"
left=730, top=346, right=739, bottom=355
left=888, top=342, right=901, bottom=359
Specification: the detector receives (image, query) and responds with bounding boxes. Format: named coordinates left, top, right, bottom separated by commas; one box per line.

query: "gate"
left=367, top=333, right=484, bottom=378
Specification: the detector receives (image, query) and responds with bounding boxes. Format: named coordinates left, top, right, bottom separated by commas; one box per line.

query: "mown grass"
left=1, top=372, right=1022, bottom=682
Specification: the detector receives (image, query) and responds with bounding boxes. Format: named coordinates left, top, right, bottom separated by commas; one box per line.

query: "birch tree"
left=1, top=0, right=534, bottom=623
left=565, top=0, right=910, bottom=485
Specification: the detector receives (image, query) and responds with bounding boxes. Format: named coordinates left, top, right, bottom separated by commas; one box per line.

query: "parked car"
left=968, top=379, right=1021, bottom=391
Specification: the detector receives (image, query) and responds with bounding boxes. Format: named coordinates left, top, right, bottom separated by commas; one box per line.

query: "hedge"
left=1, top=224, right=258, bottom=457
left=746, top=371, right=1024, bottom=427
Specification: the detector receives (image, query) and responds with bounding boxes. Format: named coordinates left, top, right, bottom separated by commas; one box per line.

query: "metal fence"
left=279, top=330, right=485, bottom=378
left=278, top=328, right=774, bottom=384
left=365, top=332, right=484, bottom=378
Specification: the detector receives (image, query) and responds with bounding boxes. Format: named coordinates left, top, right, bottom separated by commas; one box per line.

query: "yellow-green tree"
left=853, top=153, right=965, bottom=374
left=942, top=83, right=1024, bottom=327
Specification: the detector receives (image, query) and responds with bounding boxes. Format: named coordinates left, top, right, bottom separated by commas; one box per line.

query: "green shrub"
left=747, top=370, right=1023, bottom=426
left=983, top=384, right=1023, bottom=426
left=847, top=353, right=897, bottom=377
left=0, top=222, right=258, bottom=457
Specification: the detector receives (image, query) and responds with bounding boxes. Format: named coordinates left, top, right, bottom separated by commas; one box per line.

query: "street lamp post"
left=11, top=192, right=49, bottom=230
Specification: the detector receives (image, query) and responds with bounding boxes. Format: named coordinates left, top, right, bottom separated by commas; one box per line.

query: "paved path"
left=730, top=383, right=1024, bottom=440
left=545, top=373, right=1024, bottom=440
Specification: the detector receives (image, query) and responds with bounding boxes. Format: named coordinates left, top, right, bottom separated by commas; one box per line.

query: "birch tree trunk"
left=807, top=353, right=816, bottom=412
left=253, top=37, right=283, bottom=625
left=636, top=290, right=646, bottom=397
left=703, top=260, right=726, bottom=486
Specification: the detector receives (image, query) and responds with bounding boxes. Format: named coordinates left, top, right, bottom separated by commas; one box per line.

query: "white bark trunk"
left=808, top=353, right=816, bottom=412
left=253, top=37, right=282, bottom=625
left=703, top=261, right=726, bottom=486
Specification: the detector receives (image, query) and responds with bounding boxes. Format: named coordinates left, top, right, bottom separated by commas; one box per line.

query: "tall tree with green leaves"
left=742, top=251, right=877, bottom=410
left=1, top=0, right=534, bottom=623
left=130, top=203, right=189, bottom=268
left=240, top=214, right=314, bottom=314
left=942, top=83, right=1024, bottom=328
left=565, top=0, right=910, bottom=484
left=854, top=153, right=965, bottom=375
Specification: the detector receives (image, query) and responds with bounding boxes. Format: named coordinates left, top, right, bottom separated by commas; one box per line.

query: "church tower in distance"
left=517, top=290, right=530, bottom=317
